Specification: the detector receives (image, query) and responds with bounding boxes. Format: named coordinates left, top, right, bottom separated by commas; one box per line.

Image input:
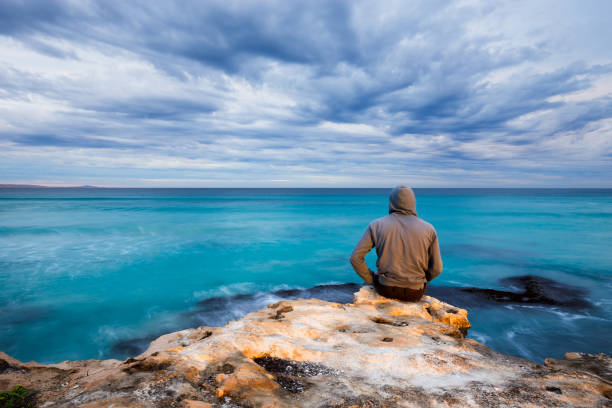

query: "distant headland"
left=0, top=184, right=101, bottom=188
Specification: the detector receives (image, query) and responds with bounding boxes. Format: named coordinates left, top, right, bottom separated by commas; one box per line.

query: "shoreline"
left=109, top=275, right=601, bottom=365
left=1, top=286, right=610, bottom=407
left=2, top=275, right=603, bottom=366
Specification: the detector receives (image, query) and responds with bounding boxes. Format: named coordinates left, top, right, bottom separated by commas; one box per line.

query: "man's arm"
left=350, top=225, right=375, bottom=284
left=426, top=231, right=443, bottom=282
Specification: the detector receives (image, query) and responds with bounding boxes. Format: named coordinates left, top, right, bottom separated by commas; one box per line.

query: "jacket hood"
left=388, top=185, right=417, bottom=216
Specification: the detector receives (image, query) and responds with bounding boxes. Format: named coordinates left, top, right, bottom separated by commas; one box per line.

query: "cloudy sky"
left=0, top=0, right=611, bottom=187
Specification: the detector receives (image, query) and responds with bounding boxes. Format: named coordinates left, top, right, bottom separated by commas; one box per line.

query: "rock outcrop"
left=1, top=286, right=610, bottom=407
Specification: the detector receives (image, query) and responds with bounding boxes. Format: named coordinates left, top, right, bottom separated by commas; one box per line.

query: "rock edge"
left=1, top=286, right=610, bottom=407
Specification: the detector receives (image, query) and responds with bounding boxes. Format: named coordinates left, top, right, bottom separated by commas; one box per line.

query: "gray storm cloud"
left=0, top=0, right=611, bottom=186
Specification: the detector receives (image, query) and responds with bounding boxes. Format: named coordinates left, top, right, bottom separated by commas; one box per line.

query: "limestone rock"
left=1, top=286, right=609, bottom=407
left=353, top=286, right=471, bottom=334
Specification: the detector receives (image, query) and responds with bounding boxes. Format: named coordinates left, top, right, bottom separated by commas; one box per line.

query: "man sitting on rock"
left=350, top=185, right=443, bottom=302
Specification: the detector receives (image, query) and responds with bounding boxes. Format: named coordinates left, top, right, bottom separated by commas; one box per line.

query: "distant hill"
left=0, top=184, right=100, bottom=188
left=0, top=184, right=47, bottom=188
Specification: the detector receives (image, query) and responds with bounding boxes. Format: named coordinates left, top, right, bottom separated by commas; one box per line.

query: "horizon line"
left=2, top=184, right=612, bottom=190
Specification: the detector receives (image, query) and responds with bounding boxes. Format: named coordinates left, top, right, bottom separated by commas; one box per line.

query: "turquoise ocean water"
left=1, top=188, right=610, bottom=364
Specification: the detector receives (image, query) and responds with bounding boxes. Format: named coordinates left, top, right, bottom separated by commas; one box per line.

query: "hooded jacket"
left=350, top=185, right=443, bottom=289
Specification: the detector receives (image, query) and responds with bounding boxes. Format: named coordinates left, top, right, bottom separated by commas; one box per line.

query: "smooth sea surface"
left=1, top=188, right=611, bottom=364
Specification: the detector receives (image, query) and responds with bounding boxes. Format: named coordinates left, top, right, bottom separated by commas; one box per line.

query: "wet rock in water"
left=1, top=286, right=609, bottom=407
left=0, top=306, right=53, bottom=325
left=271, top=282, right=360, bottom=304
left=182, top=282, right=361, bottom=331
left=427, top=275, right=593, bottom=310
left=110, top=334, right=159, bottom=357
left=500, top=275, right=591, bottom=308
left=194, top=282, right=359, bottom=310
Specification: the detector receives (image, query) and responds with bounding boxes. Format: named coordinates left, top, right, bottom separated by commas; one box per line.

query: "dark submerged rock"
left=110, top=334, right=159, bottom=357
left=427, top=275, right=592, bottom=310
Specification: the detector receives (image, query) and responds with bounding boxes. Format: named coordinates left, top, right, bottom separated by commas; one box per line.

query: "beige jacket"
left=350, top=186, right=443, bottom=289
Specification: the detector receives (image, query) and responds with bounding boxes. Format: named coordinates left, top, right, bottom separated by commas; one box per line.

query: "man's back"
left=350, top=185, right=442, bottom=291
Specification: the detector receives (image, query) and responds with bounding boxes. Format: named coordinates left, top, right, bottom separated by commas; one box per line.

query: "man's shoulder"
left=398, top=214, right=437, bottom=235
left=416, top=217, right=436, bottom=230
left=369, top=214, right=393, bottom=227
left=414, top=217, right=438, bottom=238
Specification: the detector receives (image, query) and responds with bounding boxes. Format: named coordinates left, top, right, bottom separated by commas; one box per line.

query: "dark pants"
left=373, top=274, right=427, bottom=302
